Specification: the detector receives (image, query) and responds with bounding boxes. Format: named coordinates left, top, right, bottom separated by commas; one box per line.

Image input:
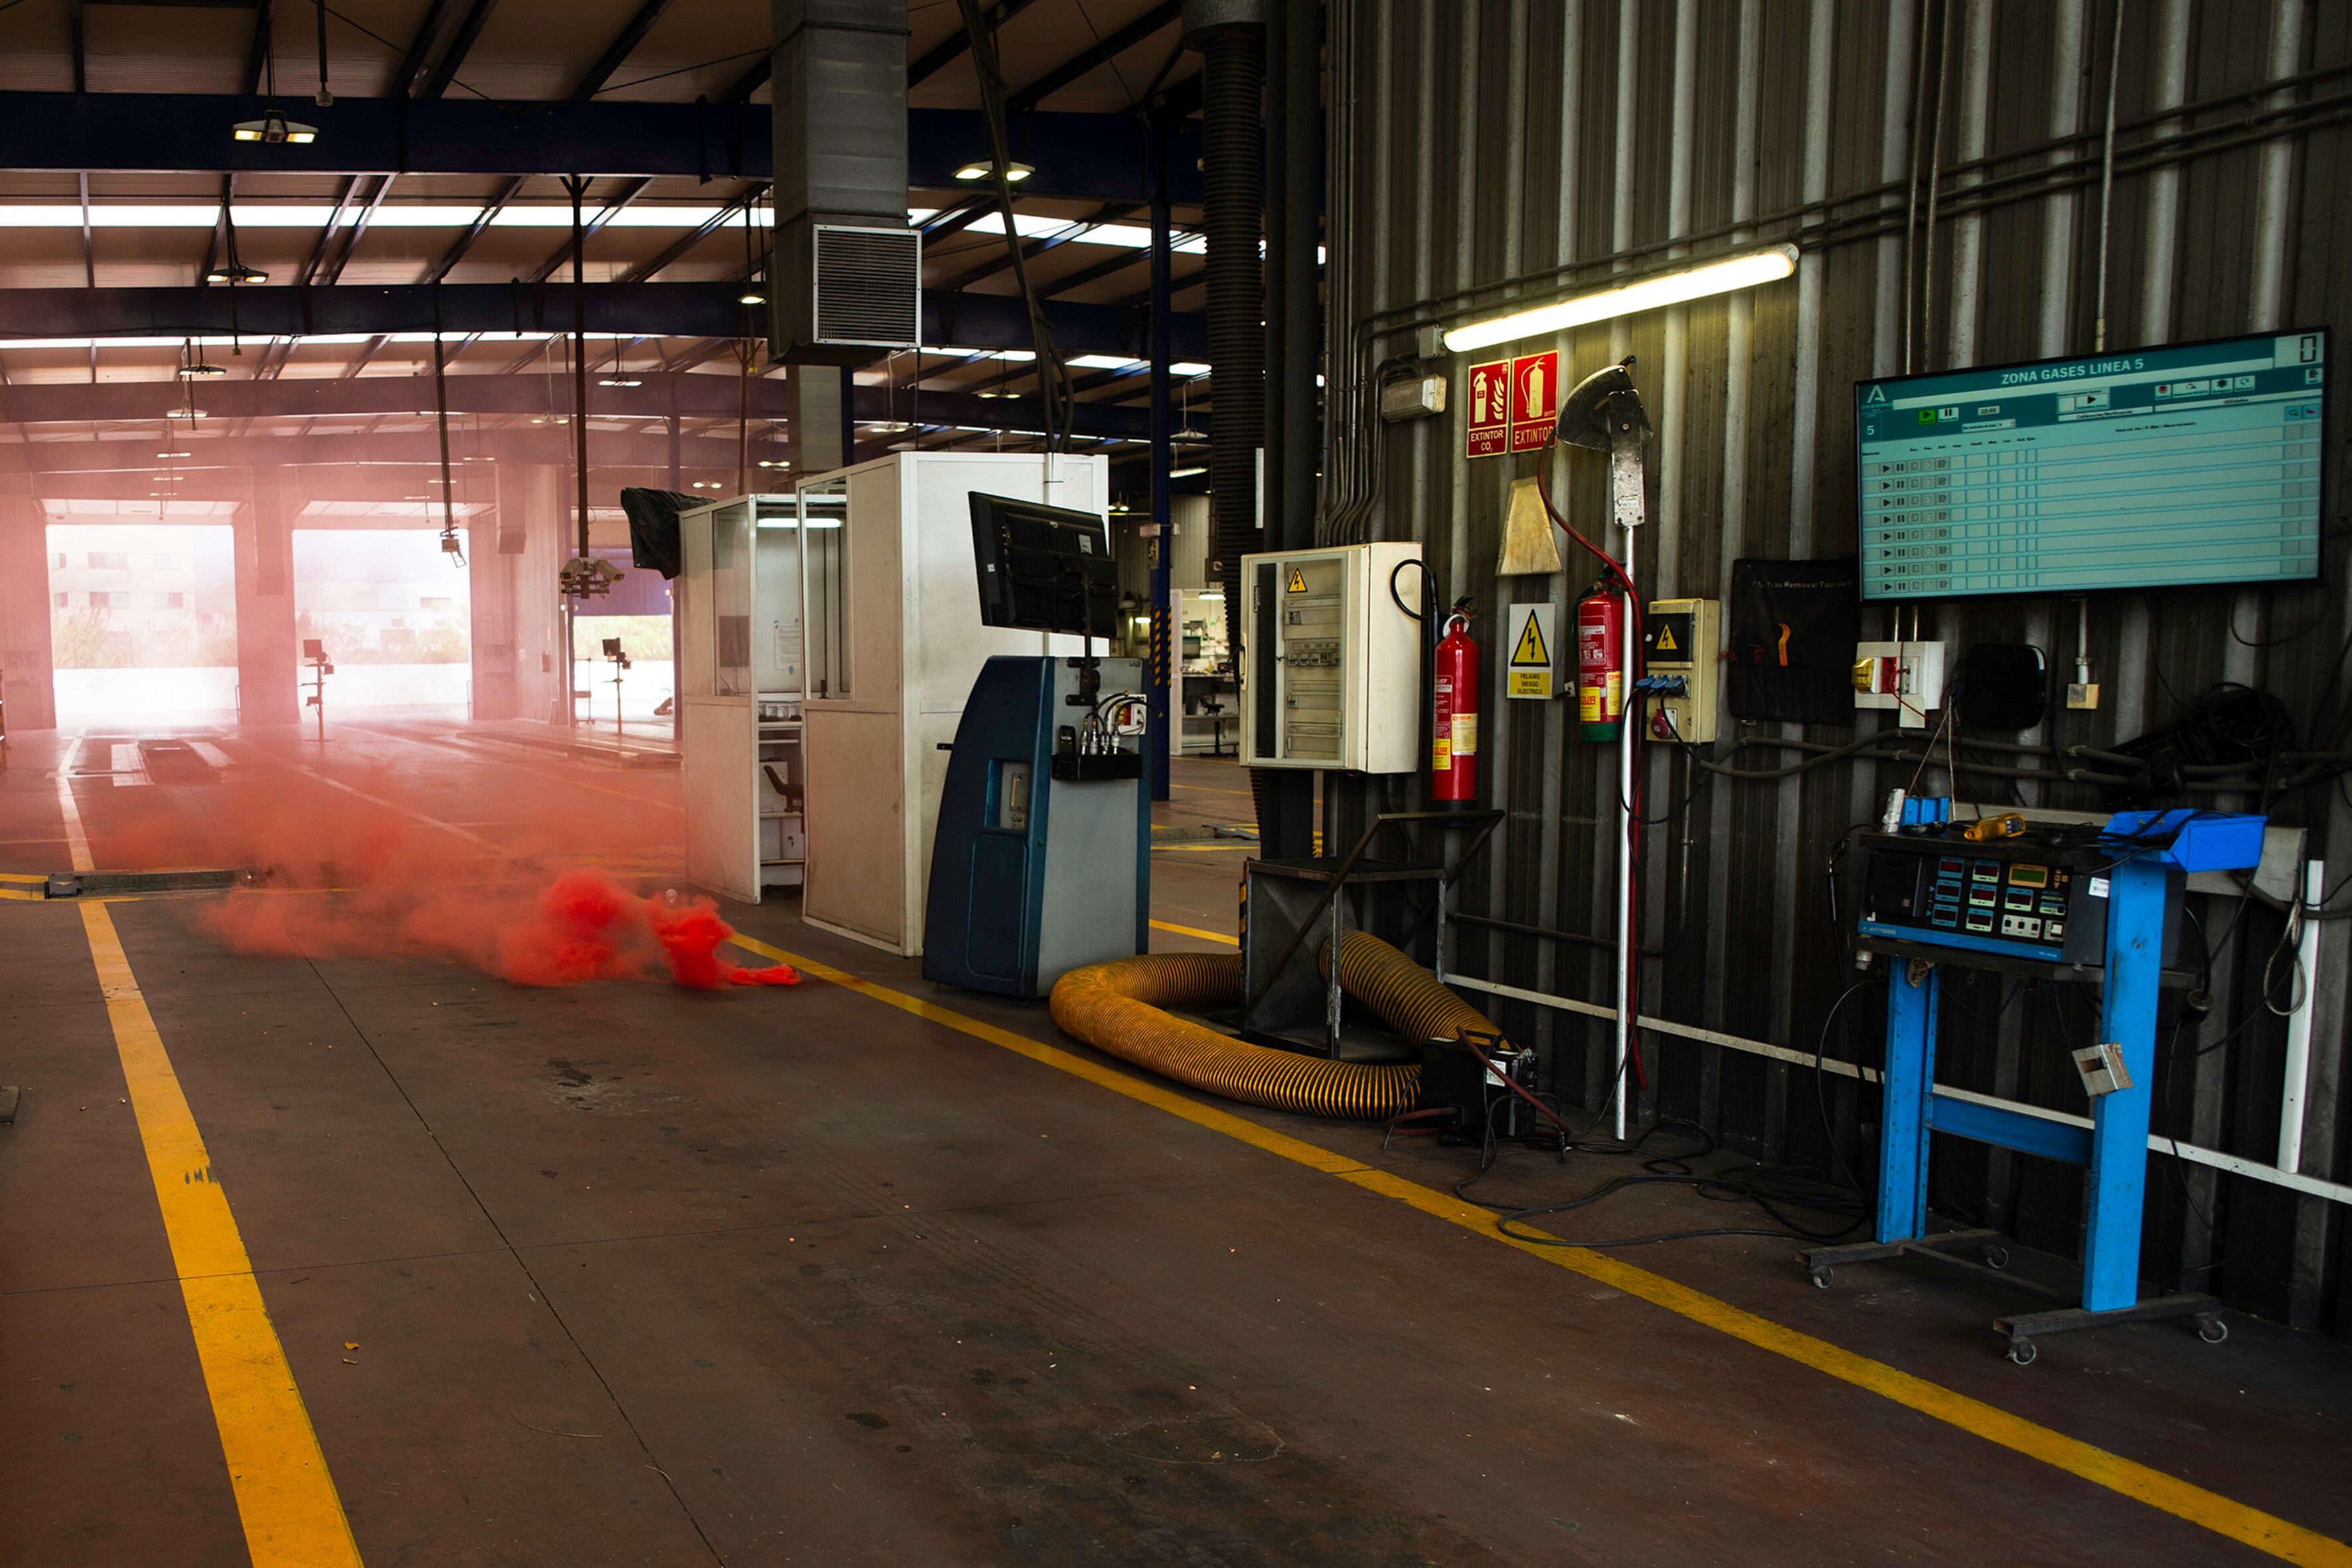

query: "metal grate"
left=812, top=224, right=921, bottom=348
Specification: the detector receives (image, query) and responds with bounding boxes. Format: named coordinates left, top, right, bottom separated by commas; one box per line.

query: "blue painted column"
left=2082, top=856, right=2167, bottom=1311
left=1876, top=960, right=1940, bottom=1243
left=1146, top=110, right=1175, bottom=804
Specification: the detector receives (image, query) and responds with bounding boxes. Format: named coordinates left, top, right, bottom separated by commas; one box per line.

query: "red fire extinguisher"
left=1433, top=603, right=1480, bottom=808
left=1577, top=582, right=1625, bottom=741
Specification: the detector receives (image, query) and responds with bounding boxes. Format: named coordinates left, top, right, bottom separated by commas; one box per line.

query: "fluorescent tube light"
left=1443, top=244, right=1800, bottom=353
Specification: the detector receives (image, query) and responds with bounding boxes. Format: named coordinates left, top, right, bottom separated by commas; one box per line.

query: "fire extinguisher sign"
left=1465, top=359, right=1511, bottom=456
left=1509, top=351, right=1559, bottom=451
left=1467, top=351, right=1561, bottom=459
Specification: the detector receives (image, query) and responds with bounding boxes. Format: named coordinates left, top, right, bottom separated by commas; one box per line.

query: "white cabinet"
left=1237, top=542, right=1423, bottom=774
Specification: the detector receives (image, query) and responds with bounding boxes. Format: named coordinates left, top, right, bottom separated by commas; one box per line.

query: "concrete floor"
left=1, top=720, right=2347, bottom=1566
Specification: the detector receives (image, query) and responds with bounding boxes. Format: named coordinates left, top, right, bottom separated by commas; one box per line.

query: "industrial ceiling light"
left=204, top=262, right=268, bottom=285
left=597, top=375, right=643, bottom=387
left=953, top=160, right=1032, bottom=183
left=1168, top=465, right=1207, bottom=478
left=231, top=112, right=318, bottom=145
left=157, top=449, right=191, bottom=458
left=1442, top=244, right=1799, bottom=353
left=165, top=406, right=208, bottom=419
left=736, top=288, right=767, bottom=306
left=179, top=359, right=226, bottom=378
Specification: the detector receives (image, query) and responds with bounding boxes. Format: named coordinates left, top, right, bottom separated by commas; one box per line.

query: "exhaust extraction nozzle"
left=1555, top=356, right=1652, bottom=453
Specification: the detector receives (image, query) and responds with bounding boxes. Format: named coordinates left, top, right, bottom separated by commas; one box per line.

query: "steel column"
left=1148, top=113, right=1175, bottom=805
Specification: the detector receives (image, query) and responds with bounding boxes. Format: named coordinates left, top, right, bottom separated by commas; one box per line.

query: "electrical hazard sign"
left=1653, top=621, right=1680, bottom=653
left=1509, top=350, right=1559, bottom=452
left=1286, top=567, right=1308, bottom=593
left=1505, top=603, right=1557, bottom=699
left=1466, top=359, right=1511, bottom=457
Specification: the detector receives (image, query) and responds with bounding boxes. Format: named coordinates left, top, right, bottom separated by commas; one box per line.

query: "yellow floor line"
left=727, top=930, right=2349, bottom=1568
left=1148, top=918, right=1239, bottom=946
left=78, top=900, right=363, bottom=1567
left=0, top=887, right=42, bottom=901
left=0, top=869, right=48, bottom=884
left=1154, top=842, right=1253, bottom=852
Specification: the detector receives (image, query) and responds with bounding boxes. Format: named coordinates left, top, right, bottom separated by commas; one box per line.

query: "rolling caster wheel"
left=1980, top=1245, right=2010, bottom=1271
left=1809, top=1265, right=1834, bottom=1291
left=2196, top=1316, right=2229, bottom=1345
left=2007, top=1338, right=2038, bottom=1366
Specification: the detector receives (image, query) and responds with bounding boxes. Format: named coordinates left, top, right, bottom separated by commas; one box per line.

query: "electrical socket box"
left=1640, top=597, right=1719, bottom=744
left=1239, top=542, right=1423, bottom=773
left=1851, top=639, right=1948, bottom=729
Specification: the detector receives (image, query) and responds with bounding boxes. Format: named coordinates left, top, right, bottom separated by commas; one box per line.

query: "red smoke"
left=75, top=736, right=800, bottom=992
left=202, top=867, right=798, bottom=990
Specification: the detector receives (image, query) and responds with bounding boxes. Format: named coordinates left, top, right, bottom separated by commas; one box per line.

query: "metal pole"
left=1148, top=112, right=1174, bottom=804
left=565, top=174, right=591, bottom=730
left=1611, top=441, right=1643, bottom=1140
left=2279, top=859, right=2323, bottom=1174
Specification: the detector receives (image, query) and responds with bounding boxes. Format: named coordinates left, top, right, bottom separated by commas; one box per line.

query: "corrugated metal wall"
left=1321, top=0, right=2352, bottom=1334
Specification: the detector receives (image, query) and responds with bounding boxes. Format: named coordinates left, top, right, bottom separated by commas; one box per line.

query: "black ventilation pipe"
left=1184, top=0, right=1273, bottom=840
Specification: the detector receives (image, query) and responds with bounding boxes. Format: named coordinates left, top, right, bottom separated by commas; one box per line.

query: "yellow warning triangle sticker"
left=1655, top=623, right=1680, bottom=653
left=1510, top=613, right=1550, bottom=666
left=1287, top=568, right=1308, bottom=593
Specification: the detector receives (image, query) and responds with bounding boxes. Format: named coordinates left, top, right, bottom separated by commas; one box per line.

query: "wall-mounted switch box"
left=1851, top=639, right=1947, bottom=730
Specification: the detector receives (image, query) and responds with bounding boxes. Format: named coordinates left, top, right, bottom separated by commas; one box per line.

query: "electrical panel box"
left=1239, top=542, right=1423, bottom=773
left=1852, top=639, right=1948, bottom=730
left=1640, top=597, right=1719, bottom=744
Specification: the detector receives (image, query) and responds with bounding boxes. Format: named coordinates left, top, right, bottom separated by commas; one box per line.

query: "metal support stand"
left=1804, top=832, right=2254, bottom=1364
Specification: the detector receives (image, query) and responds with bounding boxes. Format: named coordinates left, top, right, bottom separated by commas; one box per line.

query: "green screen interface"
left=1855, top=331, right=2327, bottom=601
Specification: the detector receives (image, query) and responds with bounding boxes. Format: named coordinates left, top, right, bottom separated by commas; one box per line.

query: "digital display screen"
left=1856, top=331, right=2327, bottom=601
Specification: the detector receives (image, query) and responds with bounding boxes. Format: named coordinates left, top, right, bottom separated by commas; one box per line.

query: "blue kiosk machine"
left=1810, top=807, right=2264, bottom=1364
left=921, top=492, right=1151, bottom=998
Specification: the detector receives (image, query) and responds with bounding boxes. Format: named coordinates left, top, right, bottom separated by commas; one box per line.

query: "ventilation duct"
left=768, top=0, right=921, bottom=365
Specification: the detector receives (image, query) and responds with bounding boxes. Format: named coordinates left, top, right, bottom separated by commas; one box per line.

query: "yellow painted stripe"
left=1148, top=918, right=1239, bottom=946
left=78, top=902, right=363, bottom=1568
left=0, top=887, right=42, bottom=901
left=1154, top=842, right=1253, bottom=852
left=0, top=869, right=48, bottom=884
left=728, top=929, right=2351, bottom=1567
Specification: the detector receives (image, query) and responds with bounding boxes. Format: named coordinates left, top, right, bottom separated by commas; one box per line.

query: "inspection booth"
left=694, top=452, right=1098, bottom=954
left=675, top=493, right=822, bottom=903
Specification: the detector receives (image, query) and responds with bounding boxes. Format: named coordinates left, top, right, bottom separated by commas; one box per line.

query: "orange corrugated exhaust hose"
left=1048, top=932, right=1501, bottom=1119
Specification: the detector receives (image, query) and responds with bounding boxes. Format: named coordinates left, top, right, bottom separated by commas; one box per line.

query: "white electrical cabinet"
left=1238, top=542, right=1423, bottom=773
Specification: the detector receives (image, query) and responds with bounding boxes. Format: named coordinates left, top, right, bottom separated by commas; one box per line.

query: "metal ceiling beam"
left=0, top=427, right=758, bottom=475
left=0, top=368, right=1169, bottom=443
left=572, top=0, right=674, bottom=99
left=420, top=0, right=500, bottom=100
left=907, top=0, right=1041, bottom=88
left=390, top=0, right=458, bottom=96
left=617, top=185, right=765, bottom=283
left=0, top=283, right=1206, bottom=362
left=0, top=369, right=792, bottom=424
left=0, top=94, right=1204, bottom=200
left=937, top=201, right=1142, bottom=293
left=1004, top=0, right=1180, bottom=112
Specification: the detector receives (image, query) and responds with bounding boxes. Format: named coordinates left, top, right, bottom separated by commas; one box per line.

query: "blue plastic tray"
left=2101, top=809, right=2266, bottom=872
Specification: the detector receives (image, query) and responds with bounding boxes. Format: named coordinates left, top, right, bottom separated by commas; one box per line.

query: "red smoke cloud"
left=82, top=742, right=798, bottom=991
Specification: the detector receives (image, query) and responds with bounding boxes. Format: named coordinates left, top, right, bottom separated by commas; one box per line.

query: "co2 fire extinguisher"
left=1433, top=603, right=1480, bottom=808
left=1577, top=582, right=1625, bottom=741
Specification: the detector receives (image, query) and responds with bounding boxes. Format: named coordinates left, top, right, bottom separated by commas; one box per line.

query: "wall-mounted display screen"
left=1854, top=330, right=2327, bottom=601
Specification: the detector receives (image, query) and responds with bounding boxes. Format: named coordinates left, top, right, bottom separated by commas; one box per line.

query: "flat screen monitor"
left=1854, top=329, right=2328, bottom=601
left=969, top=491, right=1117, bottom=638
